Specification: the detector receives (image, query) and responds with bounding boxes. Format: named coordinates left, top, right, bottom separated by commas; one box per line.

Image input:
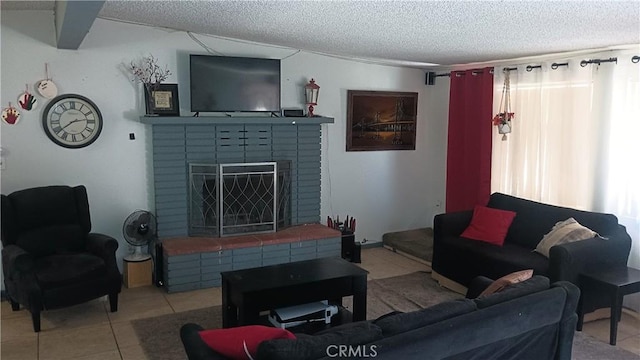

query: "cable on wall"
left=187, top=32, right=226, bottom=55
left=281, top=50, right=301, bottom=60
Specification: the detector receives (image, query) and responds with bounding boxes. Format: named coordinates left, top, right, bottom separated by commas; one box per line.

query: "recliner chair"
left=1, top=185, right=122, bottom=332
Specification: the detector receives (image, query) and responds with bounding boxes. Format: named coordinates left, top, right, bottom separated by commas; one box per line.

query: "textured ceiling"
left=3, top=1, right=640, bottom=67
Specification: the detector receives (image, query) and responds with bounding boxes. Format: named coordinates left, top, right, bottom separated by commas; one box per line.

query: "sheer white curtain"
left=596, top=54, right=640, bottom=270
left=491, top=59, right=598, bottom=210
left=491, top=50, right=640, bottom=269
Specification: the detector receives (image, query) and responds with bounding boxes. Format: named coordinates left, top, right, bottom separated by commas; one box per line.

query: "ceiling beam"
left=55, top=0, right=105, bottom=50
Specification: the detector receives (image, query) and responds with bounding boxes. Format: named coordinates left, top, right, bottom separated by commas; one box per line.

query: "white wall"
left=1, top=12, right=449, bottom=272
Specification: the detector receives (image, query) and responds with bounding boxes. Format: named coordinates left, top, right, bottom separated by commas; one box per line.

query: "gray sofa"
left=432, top=192, right=631, bottom=315
left=181, top=276, right=579, bottom=360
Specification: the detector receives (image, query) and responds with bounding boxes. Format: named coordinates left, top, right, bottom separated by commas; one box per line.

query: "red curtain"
left=445, top=68, right=494, bottom=212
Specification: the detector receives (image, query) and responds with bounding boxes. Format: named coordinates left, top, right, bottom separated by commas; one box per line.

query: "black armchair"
left=1, top=185, right=122, bottom=332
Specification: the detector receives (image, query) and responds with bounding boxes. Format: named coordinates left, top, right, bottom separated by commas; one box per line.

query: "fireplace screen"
left=189, top=161, right=291, bottom=237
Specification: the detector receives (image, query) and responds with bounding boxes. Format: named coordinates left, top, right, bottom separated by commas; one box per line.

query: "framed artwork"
left=346, top=90, right=418, bottom=151
left=144, top=83, right=180, bottom=116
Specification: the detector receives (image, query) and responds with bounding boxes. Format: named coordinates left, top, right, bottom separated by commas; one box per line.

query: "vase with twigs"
left=129, top=55, right=171, bottom=116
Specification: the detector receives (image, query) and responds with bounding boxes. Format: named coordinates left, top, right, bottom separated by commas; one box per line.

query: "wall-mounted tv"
left=190, top=55, right=281, bottom=113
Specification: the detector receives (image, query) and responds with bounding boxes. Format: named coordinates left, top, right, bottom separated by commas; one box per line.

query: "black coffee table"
left=221, top=257, right=368, bottom=328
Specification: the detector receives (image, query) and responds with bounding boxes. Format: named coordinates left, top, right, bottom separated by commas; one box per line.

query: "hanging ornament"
left=18, top=84, right=38, bottom=111
left=492, top=69, right=515, bottom=141
left=2, top=103, right=21, bottom=125
left=36, top=63, right=58, bottom=99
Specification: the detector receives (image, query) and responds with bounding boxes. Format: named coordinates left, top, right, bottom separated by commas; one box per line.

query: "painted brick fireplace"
left=142, top=116, right=340, bottom=292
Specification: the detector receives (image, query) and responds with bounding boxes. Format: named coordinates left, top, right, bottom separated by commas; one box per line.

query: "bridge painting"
left=346, top=90, right=418, bottom=151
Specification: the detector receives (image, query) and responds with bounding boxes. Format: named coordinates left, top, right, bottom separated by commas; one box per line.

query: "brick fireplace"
left=142, top=116, right=339, bottom=292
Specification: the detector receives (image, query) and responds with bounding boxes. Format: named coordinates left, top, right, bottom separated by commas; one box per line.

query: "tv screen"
left=190, top=55, right=281, bottom=113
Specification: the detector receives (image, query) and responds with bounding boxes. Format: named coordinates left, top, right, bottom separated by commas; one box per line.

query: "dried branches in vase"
left=129, top=55, right=171, bottom=115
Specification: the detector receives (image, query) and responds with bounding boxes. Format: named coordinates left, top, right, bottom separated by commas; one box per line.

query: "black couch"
left=432, top=192, right=631, bottom=315
left=1, top=185, right=122, bottom=331
left=181, top=276, right=579, bottom=360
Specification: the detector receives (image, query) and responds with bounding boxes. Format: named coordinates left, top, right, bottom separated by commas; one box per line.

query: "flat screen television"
left=190, top=55, right=281, bottom=113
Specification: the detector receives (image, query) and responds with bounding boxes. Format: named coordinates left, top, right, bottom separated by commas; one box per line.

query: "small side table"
left=577, top=266, right=640, bottom=345
left=123, top=257, right=153, bottom=288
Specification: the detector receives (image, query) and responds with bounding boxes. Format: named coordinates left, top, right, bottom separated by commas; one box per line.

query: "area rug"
left=132, top=271, right=638, bottom=360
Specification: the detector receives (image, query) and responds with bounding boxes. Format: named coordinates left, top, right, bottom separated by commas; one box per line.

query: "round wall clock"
left=42, top=94, right=103, bottom=148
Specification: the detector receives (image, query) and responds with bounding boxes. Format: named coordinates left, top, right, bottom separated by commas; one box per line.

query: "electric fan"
left=122, top=210, right=157, bottom=261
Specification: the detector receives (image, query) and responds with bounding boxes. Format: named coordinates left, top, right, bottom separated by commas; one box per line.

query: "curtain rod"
left=505, top=56, right=624, bottom=70
left=432, top=55, right=636, bottom=79
left=445, top=68, right=495, bottom=77
left=551, top=62, right=569, bottom=69
left=580, top=57, right=617, bottom=67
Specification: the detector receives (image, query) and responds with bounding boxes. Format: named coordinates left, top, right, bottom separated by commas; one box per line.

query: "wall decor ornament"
left=18, top=84, right=37, bottom=111
left=493, top=69, right=514, bottom=141
left=36, top=63, right=58, bottom=99
left=2, top=103, right=21, bottom=125
left=346, top=90, right=418, bottom=151
left=128, top=55, right=172, bottom=116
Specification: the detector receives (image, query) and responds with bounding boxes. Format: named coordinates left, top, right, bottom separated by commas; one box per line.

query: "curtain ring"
left=551, top=62, right=569, bottom=70
left=632, top=56, right=640, bottom=64
left=580, top=60, right=589, bottom=67
left=526, top=65, right=533, bottom=72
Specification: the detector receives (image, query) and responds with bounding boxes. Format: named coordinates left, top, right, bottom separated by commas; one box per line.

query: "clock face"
left=42, top=94, right=103, bottom=148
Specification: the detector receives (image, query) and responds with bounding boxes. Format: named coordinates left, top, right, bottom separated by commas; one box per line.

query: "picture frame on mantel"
left=346, top=90, right=418, bottom=151
left=144, top=83, right=180, bottom=116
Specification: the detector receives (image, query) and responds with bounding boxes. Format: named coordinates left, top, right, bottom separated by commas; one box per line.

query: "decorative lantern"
left=304, top=78, right=320, bottom=117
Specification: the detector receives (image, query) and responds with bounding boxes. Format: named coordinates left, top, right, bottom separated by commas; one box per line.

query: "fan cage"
left=123, top=210, right=157, bottom=246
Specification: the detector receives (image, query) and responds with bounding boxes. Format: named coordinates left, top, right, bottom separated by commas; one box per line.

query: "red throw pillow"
left=460, top=205, right=517, bottom=246
left=199, top=325, right=296, bottom=360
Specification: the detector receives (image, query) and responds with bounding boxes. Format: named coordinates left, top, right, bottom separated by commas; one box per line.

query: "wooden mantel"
left=139, top=115, right=334, bottom=125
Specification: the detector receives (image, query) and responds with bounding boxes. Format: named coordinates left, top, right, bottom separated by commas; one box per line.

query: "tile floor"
left=1, top=247, right=639, bottom=359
